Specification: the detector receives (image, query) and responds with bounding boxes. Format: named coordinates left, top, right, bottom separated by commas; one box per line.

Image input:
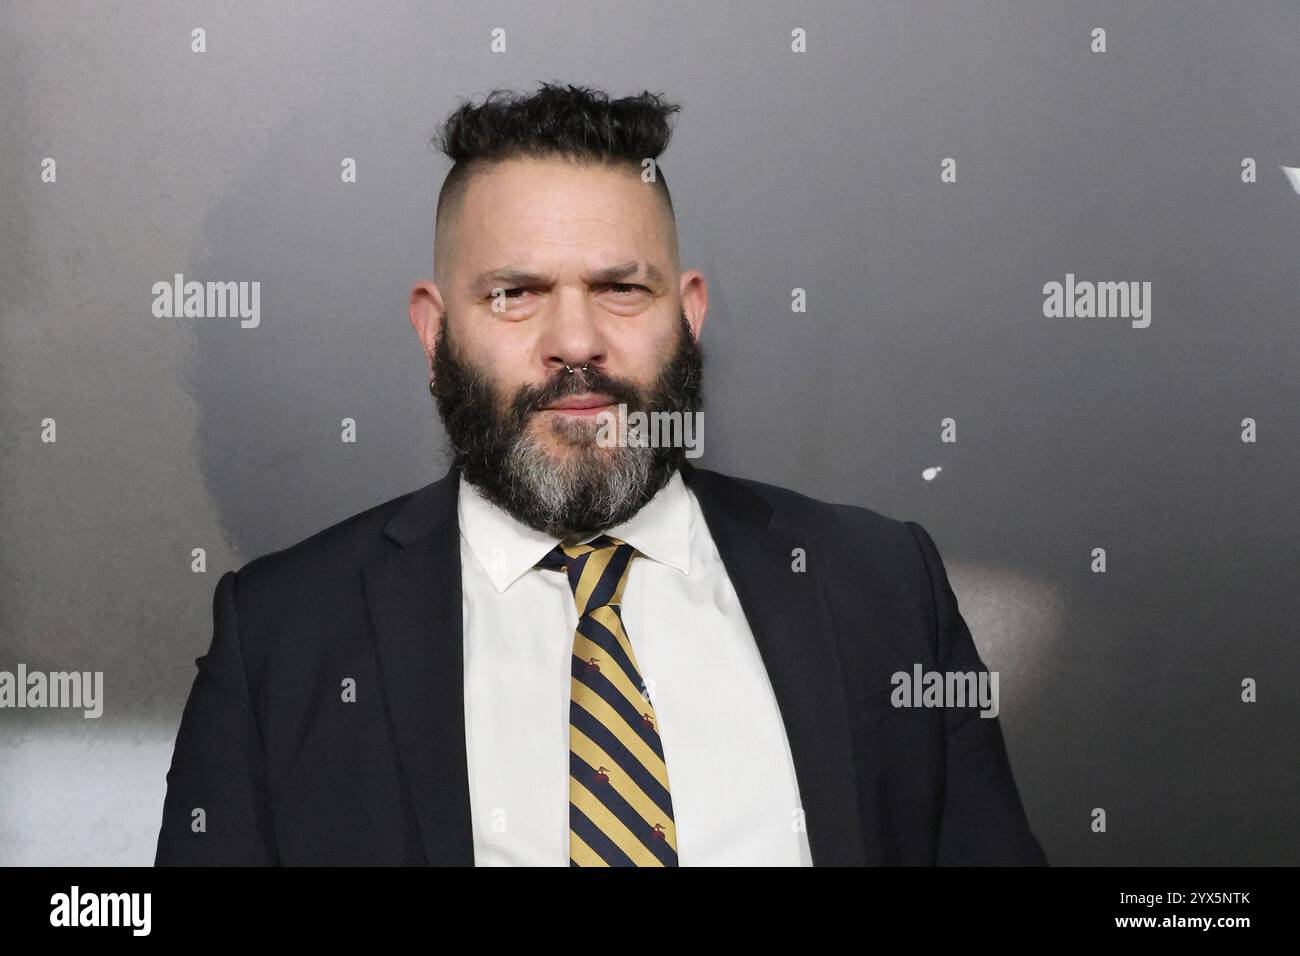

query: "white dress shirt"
left=457, top=469, right=814, bottom=866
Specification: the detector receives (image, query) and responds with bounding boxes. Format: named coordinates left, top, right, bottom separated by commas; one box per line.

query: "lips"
left=542, top=392, right=615, bottom=411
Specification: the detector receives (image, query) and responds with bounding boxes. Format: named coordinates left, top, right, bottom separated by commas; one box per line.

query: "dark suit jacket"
left=155, top=462, right=1047, bottom=865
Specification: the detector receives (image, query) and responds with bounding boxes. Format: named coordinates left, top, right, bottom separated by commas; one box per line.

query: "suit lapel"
left=362, top=466, right=474, bottom=865
left=681, top=463, right=869, bottom=865
left=362, top=462, right=870, bottom=866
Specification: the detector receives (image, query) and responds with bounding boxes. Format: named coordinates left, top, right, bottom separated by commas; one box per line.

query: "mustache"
left=511, top=365, right=643, bottom=418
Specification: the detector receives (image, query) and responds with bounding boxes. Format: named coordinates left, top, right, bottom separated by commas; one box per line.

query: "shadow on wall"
left=182, top=100, right=446, bottom=564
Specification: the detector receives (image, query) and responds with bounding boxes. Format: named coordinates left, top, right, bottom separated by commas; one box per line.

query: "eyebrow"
left=469, top=261, right=666, bottom=296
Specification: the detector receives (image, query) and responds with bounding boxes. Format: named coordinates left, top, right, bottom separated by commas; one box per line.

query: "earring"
left=428, top=380, right=435, bottom=393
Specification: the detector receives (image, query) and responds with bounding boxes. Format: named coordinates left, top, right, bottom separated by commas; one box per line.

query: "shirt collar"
left=458, top=469, right=691, bottom=594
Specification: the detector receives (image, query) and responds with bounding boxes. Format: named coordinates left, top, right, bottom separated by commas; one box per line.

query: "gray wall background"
left=2, top=0, right=1297, bottom=865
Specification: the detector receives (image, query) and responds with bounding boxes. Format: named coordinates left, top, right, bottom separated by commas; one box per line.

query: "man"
left=155, top=82, right=1047, bottom=866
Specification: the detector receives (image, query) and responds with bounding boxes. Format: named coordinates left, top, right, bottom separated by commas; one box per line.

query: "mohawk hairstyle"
left=431, top=82, right=682, bottom=267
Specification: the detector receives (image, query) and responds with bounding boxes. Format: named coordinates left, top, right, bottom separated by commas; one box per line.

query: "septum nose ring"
left=563, top=364, right=589, bottom=374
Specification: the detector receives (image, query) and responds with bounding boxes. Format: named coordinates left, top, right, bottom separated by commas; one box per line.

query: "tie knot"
left=537, top=535, right=638, bottom=615
left=537, top=533, right=630, bottom=568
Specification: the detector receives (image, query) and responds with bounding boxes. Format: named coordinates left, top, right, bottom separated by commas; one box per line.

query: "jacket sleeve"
left=905, top=521, right=1049, bottom=866
left=154, top=569, right=280, bottom=864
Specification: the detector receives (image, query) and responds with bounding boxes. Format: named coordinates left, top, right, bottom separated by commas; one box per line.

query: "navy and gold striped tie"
left=538, top=534, right=678, bottom=866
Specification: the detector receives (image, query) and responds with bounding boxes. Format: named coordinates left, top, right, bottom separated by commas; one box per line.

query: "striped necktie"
left=537, top=534, right=678, bottom=866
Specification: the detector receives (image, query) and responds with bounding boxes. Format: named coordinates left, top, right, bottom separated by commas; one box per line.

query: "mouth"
left=539, top=392, right=617, bottom=417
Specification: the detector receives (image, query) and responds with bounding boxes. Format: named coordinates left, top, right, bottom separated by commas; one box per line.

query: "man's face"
left=410, top=156, right=709, bottom=537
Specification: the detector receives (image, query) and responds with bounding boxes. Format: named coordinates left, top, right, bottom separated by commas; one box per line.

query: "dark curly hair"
left=431, top=82, right=682, bottom=270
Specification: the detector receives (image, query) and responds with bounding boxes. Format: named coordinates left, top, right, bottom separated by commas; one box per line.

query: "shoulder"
left=683, top=464, right=953, bottom=623
left=687, top=467, right=956, bottom=662
left=227, top=485, right=421, bottom=604
left=686, top=464, right=933, bottom=559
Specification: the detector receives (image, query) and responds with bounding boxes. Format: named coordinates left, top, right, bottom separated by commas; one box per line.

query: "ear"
left=679, top=269, right=708, bottom=341
left=408, top=281, right=445, bottom=378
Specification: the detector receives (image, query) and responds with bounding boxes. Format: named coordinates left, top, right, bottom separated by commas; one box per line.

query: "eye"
left=487, top=287, right=532, bottom=308
left=604, top=283, right=649, bottom=296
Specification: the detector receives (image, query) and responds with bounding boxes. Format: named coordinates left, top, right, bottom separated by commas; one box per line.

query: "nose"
left=539, top=295, right=606, bottom=376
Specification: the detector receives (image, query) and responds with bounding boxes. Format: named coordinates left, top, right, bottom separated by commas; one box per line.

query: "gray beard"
left=497, top=419, right=658, bottom=538
left=431, top=308, right=701, bottom=539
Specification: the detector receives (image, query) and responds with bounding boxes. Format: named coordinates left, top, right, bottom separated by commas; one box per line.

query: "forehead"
left=450, top=156, right=672, bottom=272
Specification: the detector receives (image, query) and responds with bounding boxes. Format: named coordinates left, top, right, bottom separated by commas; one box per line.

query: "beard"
left=430, top=308, right=703, bottom=539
